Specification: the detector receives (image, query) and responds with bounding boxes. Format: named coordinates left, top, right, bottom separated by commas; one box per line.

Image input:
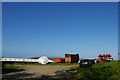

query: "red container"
left=54, top=59, right=61, bottom=62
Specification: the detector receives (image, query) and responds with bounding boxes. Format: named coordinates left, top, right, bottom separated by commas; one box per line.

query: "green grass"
left=2, top=62, right=79, bottom=74
left=2, top=64, right=20, bottom=74
left=70, top=61, right=120, bottom=80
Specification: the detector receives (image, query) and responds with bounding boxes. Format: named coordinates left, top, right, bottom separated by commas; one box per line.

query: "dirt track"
left=2, top=65, right=78, bottom=80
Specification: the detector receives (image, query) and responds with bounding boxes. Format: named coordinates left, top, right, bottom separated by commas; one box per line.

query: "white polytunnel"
left=0, top=56, right=54, bottom=64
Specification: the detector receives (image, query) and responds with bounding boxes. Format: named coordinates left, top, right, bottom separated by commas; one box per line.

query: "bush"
left=71, top=61, right=119, bottom=80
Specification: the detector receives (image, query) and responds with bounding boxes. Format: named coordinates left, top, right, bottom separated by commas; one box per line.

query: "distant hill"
left=30, top=57, right=40, bottom=59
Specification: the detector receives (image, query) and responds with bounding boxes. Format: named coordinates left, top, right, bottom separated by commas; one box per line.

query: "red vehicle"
left=54, top=58, right=65, bottom=63
left=98, top=54, right=113, bottom=63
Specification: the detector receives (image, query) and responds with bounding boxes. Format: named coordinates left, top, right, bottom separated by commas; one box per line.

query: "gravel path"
left=2, top=65, right=78, bottom=80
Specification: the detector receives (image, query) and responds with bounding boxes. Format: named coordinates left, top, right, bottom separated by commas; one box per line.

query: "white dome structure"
left=38, top=56, right=53, bottom=64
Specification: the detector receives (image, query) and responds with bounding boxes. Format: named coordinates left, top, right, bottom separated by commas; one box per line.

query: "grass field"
left=3, top=61, right=120, bottom=80
left=2, top=62, right=79, bottom=74
left=70, top=61, right=120, bottom=80
left=2, top=64, right=20, bottom=74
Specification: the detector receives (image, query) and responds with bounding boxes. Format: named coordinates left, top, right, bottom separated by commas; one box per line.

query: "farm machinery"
left=98, top=54, right=113, bottom=62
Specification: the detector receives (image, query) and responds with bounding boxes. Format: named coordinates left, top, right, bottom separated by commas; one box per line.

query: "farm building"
left=65, top=54, right=79, bottom=63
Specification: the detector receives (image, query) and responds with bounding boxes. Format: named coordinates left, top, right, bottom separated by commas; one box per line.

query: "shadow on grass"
left=2, top=73, right=35, bottom=80
left=24, top=69, right=75, bottom=80
left=2, top=61, right=120, bottom=80
left=2, top=68, right=25, bottom=74
left=2, top=64, right=25, bottom=74
left=2, top=67, right=78, bottom=80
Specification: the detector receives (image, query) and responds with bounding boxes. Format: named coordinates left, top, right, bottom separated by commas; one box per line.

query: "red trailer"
left=54, top=58, right=65, bottom=63
left=54, top=59, right=61, bottom=62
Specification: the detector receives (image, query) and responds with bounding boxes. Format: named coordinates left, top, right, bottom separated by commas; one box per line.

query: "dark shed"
left=65, top=54, right=79, bottom=63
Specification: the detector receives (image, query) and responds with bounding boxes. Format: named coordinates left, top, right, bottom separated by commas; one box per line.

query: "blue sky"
left=2, top=2, right=118, bottom=59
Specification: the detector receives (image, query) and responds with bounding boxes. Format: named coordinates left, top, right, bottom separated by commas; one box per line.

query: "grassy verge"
left=2, top=64, right=21, bottom=74
left=70, top=61, right=120, bottom=80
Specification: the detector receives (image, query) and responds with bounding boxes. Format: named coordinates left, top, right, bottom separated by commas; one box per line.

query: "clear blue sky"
left=2, top=2, right=118, bottom=59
